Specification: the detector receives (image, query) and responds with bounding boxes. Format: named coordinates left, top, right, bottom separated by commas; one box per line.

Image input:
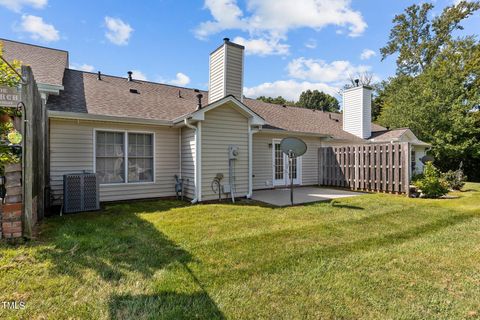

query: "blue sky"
left=0, top=0, right=478, bottom=100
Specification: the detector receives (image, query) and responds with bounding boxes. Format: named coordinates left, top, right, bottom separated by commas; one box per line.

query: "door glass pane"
left=291, top=157, right=297, bottom=180
left=275, top=143, right=283, bottom=180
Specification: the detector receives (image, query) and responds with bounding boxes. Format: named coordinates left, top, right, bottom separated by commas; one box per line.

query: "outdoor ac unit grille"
left=63, top=173, right=100, bottom=213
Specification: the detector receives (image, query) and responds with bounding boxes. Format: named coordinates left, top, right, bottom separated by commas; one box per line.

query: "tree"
left=381, top=1, right=480, bottom=75
left=296, top=90, right=340, bottom=112
left=256, top=96, right=295, bottom=106
left=378, top=32, right=480, bottom=180
left=0, top=42, right=22, bottom=174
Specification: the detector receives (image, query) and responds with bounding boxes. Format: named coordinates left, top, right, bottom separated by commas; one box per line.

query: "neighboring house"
left=1, top=38, right=429, bottom=203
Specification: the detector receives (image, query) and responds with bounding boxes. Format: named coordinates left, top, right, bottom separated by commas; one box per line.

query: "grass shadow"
left=38, top=201, right=192, bottom=282
left=109, top=292, right=225, bottom=320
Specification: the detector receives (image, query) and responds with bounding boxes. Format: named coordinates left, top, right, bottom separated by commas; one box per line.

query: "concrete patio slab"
left=252, top=186, right=363, bottom=206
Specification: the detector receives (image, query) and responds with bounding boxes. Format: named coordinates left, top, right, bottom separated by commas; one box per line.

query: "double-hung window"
left=95, top=130, right=154, bottom=184
left=128, top=133, right=154, bottom=183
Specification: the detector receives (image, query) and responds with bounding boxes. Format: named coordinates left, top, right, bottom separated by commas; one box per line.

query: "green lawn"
left=1, top=184, right=480, bottom=319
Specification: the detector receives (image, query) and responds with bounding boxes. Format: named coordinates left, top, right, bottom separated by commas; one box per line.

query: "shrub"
left=414, top=162, right=449, bottom=198
left=443, top=165, right=467, bottom=190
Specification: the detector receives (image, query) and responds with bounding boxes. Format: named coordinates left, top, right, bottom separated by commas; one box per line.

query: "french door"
left=272, top=140, right=302, bottom=186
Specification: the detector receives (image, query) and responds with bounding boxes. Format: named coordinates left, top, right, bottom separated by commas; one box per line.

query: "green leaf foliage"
left=0, top=41, right=22, bottom=170
left=256, top=90, right=340, bottom=112
left=414, top=162, right=449, bottom=198
left=297, top=89, right=340, bottom=112
left=381, top=1, right=480, bottom=75
left=256, top=96, right=296, bottom=106
left=377, top=1, right=480, bottom=181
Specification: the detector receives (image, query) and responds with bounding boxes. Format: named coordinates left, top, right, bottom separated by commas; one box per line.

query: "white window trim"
left=93, top=128, right=156, bottom=186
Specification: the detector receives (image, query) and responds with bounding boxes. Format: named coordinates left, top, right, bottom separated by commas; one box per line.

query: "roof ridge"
left=244, top=97, right=342, bottom=115
left=66, top=68, right=209, bottom=92
left=0, top=38, right=69, bottom=54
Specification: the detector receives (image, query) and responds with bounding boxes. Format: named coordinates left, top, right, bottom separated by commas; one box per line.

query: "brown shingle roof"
left=47, top=69, right=387, bottom=141
left=47, top=69, right=206, bottom=121
left=1, top=39, right=68, bottom=86
left=369, top=128, right=408, bottom=141
left=244, top=98, right=385, bottom=141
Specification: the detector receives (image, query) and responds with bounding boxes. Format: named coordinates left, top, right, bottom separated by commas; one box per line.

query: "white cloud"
left=131, top=70, right=148, bottom=81
left=195, top=0, right=367, bottom=55
left=168, top=73, right=191, bottom=86
left=70, top=63, right=95, bottom=72
left=287, top=57, right=370, bottom=83
left=233, top=36, right=289, bottom=56
left=244, top=80, right=338, bottom=101
left=20, top=15, right=59, bottom=42
left=305, top=39, right=317, bottom=49
left=0, top=0, right=46, bottom=12
left=360, top=49, right=376, bottom=60
left=104, top=16, right=133, bottom=45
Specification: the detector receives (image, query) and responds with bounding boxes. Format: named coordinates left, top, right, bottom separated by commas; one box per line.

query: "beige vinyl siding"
left=49, top=118, right=179, bottom=203
left=252, top=132, right=322, bottom=189
left=201, top=104, right=249, bottom=200
left=225, top=44, right=243, bottom=100
left=208, top=45, right=225, bottom=103
left=181, top=127, right=196, bottom=200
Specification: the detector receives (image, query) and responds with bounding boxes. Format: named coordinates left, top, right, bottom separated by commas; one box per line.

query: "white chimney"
left=208, top=38, right=244, bottom=104
left=342, top=85, right=372, bottom=139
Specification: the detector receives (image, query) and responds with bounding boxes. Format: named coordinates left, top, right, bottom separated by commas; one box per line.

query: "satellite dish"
left=420, top=155, right=434, bottom=164
left=280, top=137, right=307, bottom=157
left=280, top=137, right=307, bottom=206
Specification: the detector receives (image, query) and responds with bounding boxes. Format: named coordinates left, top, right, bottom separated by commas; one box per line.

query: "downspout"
left=246, top=122, right=260, bottom=199
left=184, top=118, right=199, bottom=203
left=179, top=128, right=182, bottom=179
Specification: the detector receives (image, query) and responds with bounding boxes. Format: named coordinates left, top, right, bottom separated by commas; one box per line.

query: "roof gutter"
left=260, top=128, right=331, bottom=138
left=37, top=83, right=64, bottom=95
left=48, top=111, right=173, bottom=126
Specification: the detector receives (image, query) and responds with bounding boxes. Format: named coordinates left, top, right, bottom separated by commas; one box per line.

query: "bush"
left=414, top=162, right=449, bottom=198
left=443, top=164, right=467, bottom=190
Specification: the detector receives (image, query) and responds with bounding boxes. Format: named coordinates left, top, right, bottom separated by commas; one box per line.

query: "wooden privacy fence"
left=22, top=66, right=47, bottom=237
left=318, top=142, right=411, bottom=194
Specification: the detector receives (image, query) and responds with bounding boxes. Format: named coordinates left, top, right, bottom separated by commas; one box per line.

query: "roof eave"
left=173, top=95, right=265, bottom=126
left=48, top=110, right=173, bottom=126
left=37, top=83, right=64, bottom=95
left=259, top=128, right=332, bottom=138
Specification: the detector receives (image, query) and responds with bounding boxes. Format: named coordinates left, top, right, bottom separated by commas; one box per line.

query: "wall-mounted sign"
left=0, top=86, right=20, bottom=108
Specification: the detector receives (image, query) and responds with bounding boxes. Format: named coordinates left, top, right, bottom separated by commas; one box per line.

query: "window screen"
left=96, top=131, right=125, bottom=184
left=128, top=133, right=154, bottom=182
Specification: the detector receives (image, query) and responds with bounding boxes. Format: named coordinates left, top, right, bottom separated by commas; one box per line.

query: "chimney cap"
left=97, top=71, right=102, bottom=80
left=196, top=93, right=203, bottom=110
left=223, top=37, right=230, bottom=43
left=127, top=71, right=133, bottom=81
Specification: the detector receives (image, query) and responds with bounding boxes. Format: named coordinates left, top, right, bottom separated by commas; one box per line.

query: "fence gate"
left=318, top=142, right=411, bottom=194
